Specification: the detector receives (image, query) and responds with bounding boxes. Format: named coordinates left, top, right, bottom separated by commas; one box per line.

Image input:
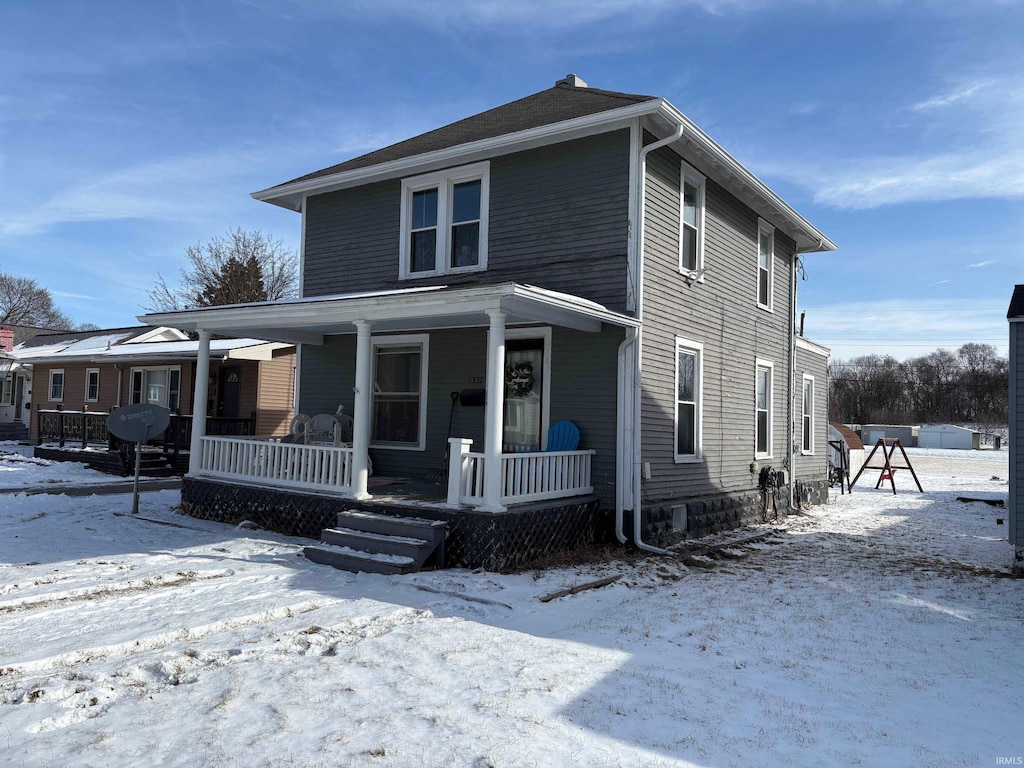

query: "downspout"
left=114, top=364, right=123, bottom=408
left=627, top=122, right=685, bottom=554
left=615, top=329, right=635, bottom=543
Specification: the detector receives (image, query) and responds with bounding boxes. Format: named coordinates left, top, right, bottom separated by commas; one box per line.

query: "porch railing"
left=449, top=438, right=594, bottom=506
left=36, top=409, right=112, bottom=448
left=198, top=436, right=353, bottom=493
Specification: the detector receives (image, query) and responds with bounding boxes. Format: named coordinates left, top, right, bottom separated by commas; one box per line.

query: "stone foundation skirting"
left=181, top=477, right=609, bottom=572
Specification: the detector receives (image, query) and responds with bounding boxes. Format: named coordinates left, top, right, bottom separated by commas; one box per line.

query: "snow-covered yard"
left=0, top=447, right=1021, bottom=767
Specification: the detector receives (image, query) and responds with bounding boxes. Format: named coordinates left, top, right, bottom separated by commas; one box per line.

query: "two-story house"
left=142, top=75, right=836, bottom=572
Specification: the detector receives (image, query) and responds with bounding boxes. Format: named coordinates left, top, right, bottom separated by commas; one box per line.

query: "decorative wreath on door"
left=505, top=361, right=535, bottom=398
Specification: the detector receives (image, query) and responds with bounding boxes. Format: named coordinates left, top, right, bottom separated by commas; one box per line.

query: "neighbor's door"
left=218, top=366, right=241, bottom=419
left=14, top=374, right=25, bottom=421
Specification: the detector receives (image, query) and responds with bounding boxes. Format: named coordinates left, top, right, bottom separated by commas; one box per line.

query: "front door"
left=503, top=334, right=548, bottom=451
left=14, top=374, right=25, bottom=421
left=218, top=366, right=241, bottom=418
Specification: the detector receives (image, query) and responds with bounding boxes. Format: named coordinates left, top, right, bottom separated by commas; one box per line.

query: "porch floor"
left=363, top=475, right=448, bottom=507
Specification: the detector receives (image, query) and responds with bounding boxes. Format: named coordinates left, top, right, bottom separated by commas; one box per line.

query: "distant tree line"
left=828, top=344, right=1008, bottom=427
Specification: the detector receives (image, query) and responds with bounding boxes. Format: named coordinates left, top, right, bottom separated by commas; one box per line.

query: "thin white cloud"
left=910, top=80, right=992, bottom=112
left=802, top=298, right=1008, bottom=361
left=966, top=260, right=995, bottom=268
left=763, top=75, right=1024, bottom=209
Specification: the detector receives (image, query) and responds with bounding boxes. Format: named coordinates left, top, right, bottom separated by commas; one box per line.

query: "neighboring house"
left=859, top=424, right=918, bottom=447
left=0, top=327, right=32, bottom=440
left=918, top=424, right=981, bottom=450
left=141, top=75, right=837, bottom=570
left=12, top=325, right=295, bottom=473
left=1008, top=285, right=1023, bottom=575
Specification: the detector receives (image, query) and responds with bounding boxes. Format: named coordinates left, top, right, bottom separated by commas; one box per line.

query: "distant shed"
left=918, top=424, right=980, bottom=450
left=1008, top=284, right=1024, bottom=575
left=829, top=422, right=865, bottom=478
left=860, top=424, right=918, bottom=447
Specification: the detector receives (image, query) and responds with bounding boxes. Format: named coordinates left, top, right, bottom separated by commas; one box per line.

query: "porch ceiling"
left=138, top=283, right=639, bottom=345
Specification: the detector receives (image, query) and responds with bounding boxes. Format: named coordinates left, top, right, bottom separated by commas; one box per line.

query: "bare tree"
left=147, top=228, right=298, bottom=311
left=0, top=272, right=74, bottom=329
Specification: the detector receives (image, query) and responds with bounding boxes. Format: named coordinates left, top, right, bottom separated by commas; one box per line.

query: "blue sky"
left=1, top=0, right=1020, bottom=360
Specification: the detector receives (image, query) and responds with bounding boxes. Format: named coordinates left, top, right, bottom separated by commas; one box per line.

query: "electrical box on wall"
left=776, top=469, right=789, bottom=486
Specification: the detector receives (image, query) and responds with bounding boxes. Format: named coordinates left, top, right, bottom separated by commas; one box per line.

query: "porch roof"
left=138, top=282, right=640, bottom=345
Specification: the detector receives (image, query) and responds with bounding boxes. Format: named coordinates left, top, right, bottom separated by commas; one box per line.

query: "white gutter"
left=626, top=122, right=685, bottom=555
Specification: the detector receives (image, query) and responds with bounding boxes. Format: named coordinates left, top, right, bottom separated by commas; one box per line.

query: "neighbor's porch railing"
left=36, top=409, right=112, bottom=448
left=448, top=437, right=594, bottom=507
left=198, top=436, right=353, bottom=493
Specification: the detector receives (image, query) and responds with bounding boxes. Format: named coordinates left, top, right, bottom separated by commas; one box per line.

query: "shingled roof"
left=1008, top=284, right=1024, bottom=318
left=268, top=79, right=656, bottom=190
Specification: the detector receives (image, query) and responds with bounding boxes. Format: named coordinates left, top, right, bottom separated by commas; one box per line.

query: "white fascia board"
left=226, top=342, right=294, bottom=361
left=251, top=100, right=665, bottom=211
left=654, top=102, right=837, bottom=255
left=795, top=336, right=831, bottom=357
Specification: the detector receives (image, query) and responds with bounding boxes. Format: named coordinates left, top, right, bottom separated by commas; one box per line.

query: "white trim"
left=0, top=374, right=12, bottom=407
left=755, top=358, right=774, bottom=459
left=298, top=195, right=307, bottom=297
left=801, top=373, right=815, bottom=456
left=626, top=118, right=641, bottom=313
left=48, top=369, right=65, bottom=402
left=84, top=368, right=100, bottom=403
left=674, top=337, right=703, bottom=463
left=757, top=218, right=775, bottom=312
left=503, top=326, right=552, bottom=450
left=369, top=332, right=429, bottom=451
left=795, top=336, right=830, bottom=356
left=399, top=161, right=490, bottom=280
left=679, top=161, right=706, bottom=279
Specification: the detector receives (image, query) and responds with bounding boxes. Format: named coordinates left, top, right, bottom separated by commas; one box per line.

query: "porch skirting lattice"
left=181, top=478, right=609, bottom=572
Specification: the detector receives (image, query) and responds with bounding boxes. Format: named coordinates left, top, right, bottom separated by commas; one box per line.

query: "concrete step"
left=303, top=543, right=417, bottom=575
left=320, top=526, right=434, bottom=560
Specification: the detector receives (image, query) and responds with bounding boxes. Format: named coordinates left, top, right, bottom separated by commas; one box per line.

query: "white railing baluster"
left=197, top=437, right=354, bottom=495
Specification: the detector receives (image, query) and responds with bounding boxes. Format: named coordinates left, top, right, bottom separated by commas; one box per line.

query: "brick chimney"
left=0, top=327, right=13, bottom=353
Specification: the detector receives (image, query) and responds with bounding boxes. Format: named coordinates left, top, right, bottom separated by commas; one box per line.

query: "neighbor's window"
left=802, top=375, right=814, bottom=454
left=400, top=163, right=489, bottom=278
left=0, top=375, right=12, bottom=406
left=85, top=368, right=100, bottom=403
left=49, top=369, right=65, bottom=402
left=680, top=162, right=706, bottom=275
left=757, top=218, right=774, bottom=310
left=371, top=335, right=428, bottom=449
left=755, top=360, right=773, bottom=458
left=675, top=338, right=703, bottom=461
left=130, top=367, right=181, bottom=412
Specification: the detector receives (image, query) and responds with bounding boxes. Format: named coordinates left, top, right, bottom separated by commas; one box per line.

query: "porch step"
left=303, top=509, right=447, bottom=575
left=0, top=423, right=29, bottom=442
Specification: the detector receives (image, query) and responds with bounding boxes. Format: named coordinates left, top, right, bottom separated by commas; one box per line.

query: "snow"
left=0, top=445, right=123, bottom=489
left=0, top=451, right=1021, bottom=766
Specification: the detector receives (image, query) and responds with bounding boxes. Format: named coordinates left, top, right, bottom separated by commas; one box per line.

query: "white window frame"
left=370, top=333, right=429, bottom=451
left=399, top=162, right=490, bottom=280
left=674, top=337, right=703, bottom=463
left=85, top=368, right=100, bottom=403
left=757, top=218, right=774, bottom=311
left=679, top=161, right=706, bottom=279
left=755, top=358, right=774, bottom=459
left=0, top=375, right=12, bottom=407
left=48, top=369, right=65, bottom=402
left=129, top=366, right=182, bottom=411
left=802, top=374, right=815, bottom=455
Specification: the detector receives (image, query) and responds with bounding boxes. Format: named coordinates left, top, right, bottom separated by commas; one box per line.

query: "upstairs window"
left=755, top=359, right=773, bottom=458
left=400, top=162, right=489, bottom=279
left=757, top=218, right=774, bottom=310
left=679, top=162, right=706, bottom=276
left=49, top=369, right=65, bottom=402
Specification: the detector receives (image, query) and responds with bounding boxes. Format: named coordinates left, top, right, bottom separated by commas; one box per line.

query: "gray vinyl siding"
left=298, top=324, right=624, bottom=506
left=794, top=345, right=828, bottom=484
left=1011, top=321, right=1022, bottom=547
left=640, top=143, right=795, bottom=502
left=302, top=130, right=631, bottom=311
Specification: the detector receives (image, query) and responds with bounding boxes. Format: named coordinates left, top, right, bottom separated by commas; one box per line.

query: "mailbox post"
left=107, top=403, right=171, bottom=514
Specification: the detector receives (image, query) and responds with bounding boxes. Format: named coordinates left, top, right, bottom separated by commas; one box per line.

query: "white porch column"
left=351, top=320, right=373, bottom=500
left=480, top=309, right=507, bottom=512
left=188, top=329, right=212, bottom=475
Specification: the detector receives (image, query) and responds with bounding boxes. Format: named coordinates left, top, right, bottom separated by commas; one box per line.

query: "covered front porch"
left=142, top=283, right=639, bottom=517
